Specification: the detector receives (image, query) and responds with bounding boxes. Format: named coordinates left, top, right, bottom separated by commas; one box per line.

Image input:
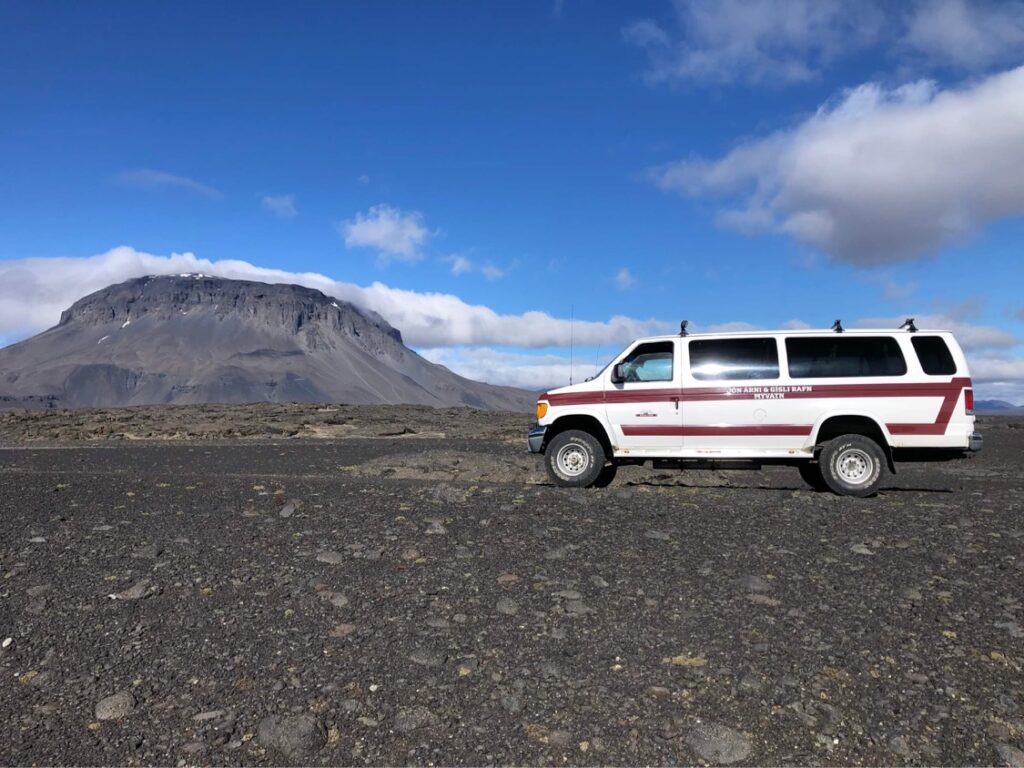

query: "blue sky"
left=2, top=0, right=1023, bottom=399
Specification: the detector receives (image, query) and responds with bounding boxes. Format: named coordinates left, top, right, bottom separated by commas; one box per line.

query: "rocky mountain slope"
left=0, top=274, right=533, bottom=411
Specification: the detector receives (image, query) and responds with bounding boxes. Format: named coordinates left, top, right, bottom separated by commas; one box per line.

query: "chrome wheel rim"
left=836, top=448, right=873, bottom=485
left=555, top=444, right=590, bottom=477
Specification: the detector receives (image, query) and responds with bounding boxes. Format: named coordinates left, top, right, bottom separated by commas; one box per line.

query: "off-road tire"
left=797, top=461, right=829, bottom=492
left=545, top=430, right=607, bottom=488
left=819, top=434, right=887, bottom=497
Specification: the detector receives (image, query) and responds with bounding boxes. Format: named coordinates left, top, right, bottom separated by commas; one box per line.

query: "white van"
left=527, top=325, right=982, bottom=496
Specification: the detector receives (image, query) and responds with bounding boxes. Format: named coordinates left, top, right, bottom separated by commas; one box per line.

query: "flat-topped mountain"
left=0, top=274, right=533, bottom=411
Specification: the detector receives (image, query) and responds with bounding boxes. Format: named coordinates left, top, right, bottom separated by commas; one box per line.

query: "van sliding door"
left=682, top=338, right=799, bottom=455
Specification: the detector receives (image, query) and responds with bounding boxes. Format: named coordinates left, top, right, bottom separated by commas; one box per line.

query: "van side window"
left=911, top=336, right=957, bottom=375
left=619, top=341, right=674, bottom=382
left=689, top=338, right=780, bottom=381
left=786, top=337, right=907, bottom=378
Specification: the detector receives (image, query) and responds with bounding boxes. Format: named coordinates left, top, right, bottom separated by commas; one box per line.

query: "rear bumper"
left=969, top=431, right=983, bottom=452
left=527, top=424, right=547, bottom=454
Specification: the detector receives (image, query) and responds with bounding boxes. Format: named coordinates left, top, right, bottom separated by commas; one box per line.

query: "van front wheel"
left=545, top=430, right=607, bottom=488
left=819, top=434, right=886, bottom=497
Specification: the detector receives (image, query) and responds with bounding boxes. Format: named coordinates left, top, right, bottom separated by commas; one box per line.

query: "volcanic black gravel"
left=1, top=413, right=1023, bottom=766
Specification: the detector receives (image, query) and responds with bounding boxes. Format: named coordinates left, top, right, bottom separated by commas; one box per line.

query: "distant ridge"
left=975, top=399, right=1024, bottom=416
left=0, top=274, right=534, bottom=411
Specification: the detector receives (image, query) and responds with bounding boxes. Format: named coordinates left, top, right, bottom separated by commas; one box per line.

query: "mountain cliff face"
left=0, top=274, right=534, bottom=411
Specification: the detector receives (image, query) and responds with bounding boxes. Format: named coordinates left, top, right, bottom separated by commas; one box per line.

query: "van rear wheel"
left=545, top=429, right=607, bottom=488
left=819, top=434, right=886, bottom=497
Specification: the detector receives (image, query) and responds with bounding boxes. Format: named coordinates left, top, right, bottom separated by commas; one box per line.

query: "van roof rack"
left=899, top=317, right=918, bottom=332
left=831, top=319, right=844, bottom=333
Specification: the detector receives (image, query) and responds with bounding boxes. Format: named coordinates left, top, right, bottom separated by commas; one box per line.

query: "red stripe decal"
left=885, top=423, right=948, bottom=435
left=622, top=424, right=813, bottom=437
left=546, top=378, right=971, bottom=406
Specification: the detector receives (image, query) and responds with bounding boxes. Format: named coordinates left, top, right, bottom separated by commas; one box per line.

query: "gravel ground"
left=0, top=403, right=532, bottom=444
left=1, top=410, right=1022, bottom=766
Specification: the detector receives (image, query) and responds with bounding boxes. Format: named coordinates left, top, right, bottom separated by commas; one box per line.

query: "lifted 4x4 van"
left=528, top=324, right=982, bottom=496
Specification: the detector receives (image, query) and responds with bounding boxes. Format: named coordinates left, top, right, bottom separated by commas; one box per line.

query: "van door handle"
left=671, top=396, right=680, bottom=410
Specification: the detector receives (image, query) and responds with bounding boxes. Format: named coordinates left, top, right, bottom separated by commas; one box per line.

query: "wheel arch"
left=544, top=412, right=614, bottom=458
left=811, top=411, right=896, bottom=473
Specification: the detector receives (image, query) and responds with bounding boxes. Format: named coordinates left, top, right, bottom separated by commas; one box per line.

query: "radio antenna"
left=569, top=304, right=574, bottom=385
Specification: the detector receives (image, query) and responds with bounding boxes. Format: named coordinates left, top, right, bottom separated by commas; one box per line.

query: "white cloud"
left=340, top=204, right=428, bottom=262
left=444, top=255, right=510, bottom=281
left=614, top=268, right=635, bottom=290
left=651, top=66, right=1024, bottom=264
left=115, top=169, right=223, bottom=200
left=357, top=174, right=370, bottom=185
left=904, top=0, right=1024, bottom=70
left=447, top=255, right=473, bottom=276
left=0, top=247, right=672, bottom=350
left=624, top=0, right=882, bottom=85
left=480, top=264, right=507, bottom=281
left=261, top=194, right=297, bottom=219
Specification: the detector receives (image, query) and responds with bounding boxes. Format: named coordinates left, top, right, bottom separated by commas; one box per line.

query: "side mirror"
left=611, top=363, right=627, bottom=384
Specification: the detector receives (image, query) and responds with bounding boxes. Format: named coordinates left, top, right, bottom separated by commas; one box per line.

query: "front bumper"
left=527, top=424, right=547, bottom=454
left=969, top=431, right=983, bottom=452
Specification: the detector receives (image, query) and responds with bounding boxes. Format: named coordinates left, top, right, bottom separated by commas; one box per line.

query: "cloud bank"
left=0, top=247, right=1019, bottom=397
